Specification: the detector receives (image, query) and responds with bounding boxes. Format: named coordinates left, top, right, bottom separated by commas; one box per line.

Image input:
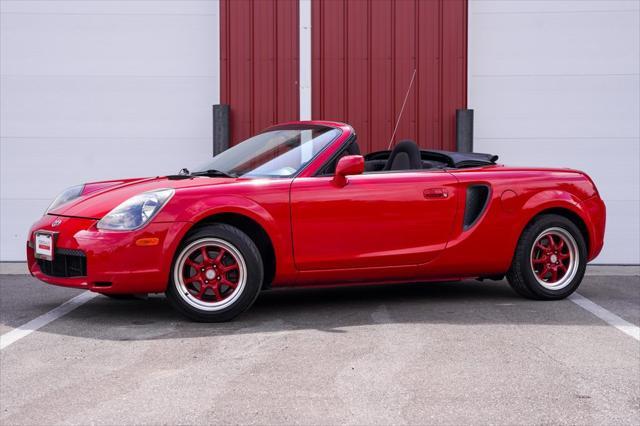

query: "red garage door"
left=221, top=0, right=467, bottom=151
left=312, top=0, right=467, bottom=152
left=220, top=0, right=300, bottom=145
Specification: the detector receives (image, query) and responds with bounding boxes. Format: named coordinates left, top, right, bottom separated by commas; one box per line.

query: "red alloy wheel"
left=174, top=238, right=247, bottom=311
left=529, top=227, right=579, bottom=290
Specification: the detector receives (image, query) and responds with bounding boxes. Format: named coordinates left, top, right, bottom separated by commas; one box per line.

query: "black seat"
left=323, top=140, right=362, bottom=175
left=345, top=141, right=361, bottom=156
left=384, top=140, right=422, bottom=171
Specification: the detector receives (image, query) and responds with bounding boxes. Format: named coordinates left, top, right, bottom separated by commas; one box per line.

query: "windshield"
left=192, top=127, right=340, bottom=178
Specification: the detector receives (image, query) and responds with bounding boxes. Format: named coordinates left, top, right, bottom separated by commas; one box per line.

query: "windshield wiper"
left=190, top=169, right=237, bottom=178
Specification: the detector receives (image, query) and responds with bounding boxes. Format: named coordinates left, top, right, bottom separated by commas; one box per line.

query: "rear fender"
left=512, top=189, right=596, bottom=258
left=520, top=190, right=584, bottom=219
left=423, top=189, right=595, bottom=278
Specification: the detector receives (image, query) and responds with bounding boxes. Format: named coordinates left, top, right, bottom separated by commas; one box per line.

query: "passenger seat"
left=383, top=140, right=422, bottom=171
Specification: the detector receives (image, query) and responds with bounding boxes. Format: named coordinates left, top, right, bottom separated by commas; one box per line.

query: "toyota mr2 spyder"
left=28, top=121, right=606, bottom=321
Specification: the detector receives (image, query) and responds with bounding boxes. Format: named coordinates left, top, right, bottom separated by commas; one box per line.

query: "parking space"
left=1, top=274, right=639, bottom=425
left=0, top=275, right=83, bottom=336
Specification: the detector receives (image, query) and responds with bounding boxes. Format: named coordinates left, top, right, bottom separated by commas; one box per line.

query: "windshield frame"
left=192, top=123, right=344, bottom=180
left=254, top=124, right=343, bottom=179
left=280, top=122, right=355, bottom=178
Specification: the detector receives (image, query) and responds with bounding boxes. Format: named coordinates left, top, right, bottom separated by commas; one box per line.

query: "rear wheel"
left=507, top=214, right=587, bottom=300
left=166, top=224, right=263, bottom=322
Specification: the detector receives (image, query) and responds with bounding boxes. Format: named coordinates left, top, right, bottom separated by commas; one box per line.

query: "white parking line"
left=1, top=288, right=637, bottom=350
left=0, top=291, right=98, bottom=350
left=570, top=293, right=640, bottom=342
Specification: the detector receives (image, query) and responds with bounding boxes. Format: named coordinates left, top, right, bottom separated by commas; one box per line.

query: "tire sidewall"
left=519, top=215, right=587, bottom=299
left=166, top=224, right=263, bottom=322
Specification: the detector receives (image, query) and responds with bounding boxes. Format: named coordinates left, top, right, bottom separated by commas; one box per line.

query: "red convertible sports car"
left=28, top=121, right=606, bottom=321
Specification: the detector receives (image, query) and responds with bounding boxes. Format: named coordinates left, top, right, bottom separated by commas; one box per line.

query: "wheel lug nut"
left=201, top=268, right=205, bottom=272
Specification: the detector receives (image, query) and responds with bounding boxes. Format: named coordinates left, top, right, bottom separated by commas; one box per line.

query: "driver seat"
left=384, top=140, right=422, bottom=171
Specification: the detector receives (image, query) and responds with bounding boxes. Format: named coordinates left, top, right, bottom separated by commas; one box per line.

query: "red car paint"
left=27, top=121, right=605, bottom=295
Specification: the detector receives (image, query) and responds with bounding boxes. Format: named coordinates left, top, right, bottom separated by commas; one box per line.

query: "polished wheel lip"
left=530, top=227, right=579, bottom=290
left=174, top=238, right=247, bottom=312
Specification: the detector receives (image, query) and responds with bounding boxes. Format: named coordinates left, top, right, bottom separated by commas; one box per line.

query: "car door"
left=289, top=170, right=459, bottom=271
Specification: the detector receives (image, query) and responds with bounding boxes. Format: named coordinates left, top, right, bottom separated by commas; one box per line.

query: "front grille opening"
left=93, top=281, right=112, bottom=288
left=37, top=249, right=87, bottom=278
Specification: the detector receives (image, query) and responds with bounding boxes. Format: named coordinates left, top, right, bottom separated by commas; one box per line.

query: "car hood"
left=48, top=176, right=239, bottom=219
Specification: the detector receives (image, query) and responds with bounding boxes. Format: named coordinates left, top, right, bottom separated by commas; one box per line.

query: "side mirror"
left=333, top=155, right=364, bottom=187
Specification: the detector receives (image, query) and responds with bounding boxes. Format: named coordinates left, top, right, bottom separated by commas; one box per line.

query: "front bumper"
left=27, top=215, right=187, bottom=294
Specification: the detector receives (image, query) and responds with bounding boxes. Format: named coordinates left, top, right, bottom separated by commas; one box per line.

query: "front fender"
left=156, top=192, right=294, bottom=283
left=176, top=195, right=276, bottom=228
left=164, top=192, right=284, bottom=245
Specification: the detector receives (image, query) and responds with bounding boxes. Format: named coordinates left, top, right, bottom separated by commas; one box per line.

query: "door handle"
left=423, top=188, right=448, bottom=199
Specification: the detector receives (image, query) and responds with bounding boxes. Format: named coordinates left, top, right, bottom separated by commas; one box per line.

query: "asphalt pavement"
left=1, top=274, right=638, bottom=425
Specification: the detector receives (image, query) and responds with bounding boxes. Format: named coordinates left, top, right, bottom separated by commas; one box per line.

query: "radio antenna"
left=387, top=68, right=417, bottom=150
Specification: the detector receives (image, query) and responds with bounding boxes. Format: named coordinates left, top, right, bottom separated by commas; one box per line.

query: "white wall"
left=469, top=0, right=640, bottom=264
left=1, top=0, right=220, bottom=261
left=2, top=0, right=638, bottom=264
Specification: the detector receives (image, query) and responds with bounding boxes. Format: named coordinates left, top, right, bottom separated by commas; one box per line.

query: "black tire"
left=166, top=223, right=263, bottom=322
left=507, top=214, right=587, bottom=300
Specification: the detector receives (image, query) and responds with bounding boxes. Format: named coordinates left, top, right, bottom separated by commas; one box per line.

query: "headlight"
left=97, top=189, right=174, bottom=231
left=46, top=184, right=85, bottom=214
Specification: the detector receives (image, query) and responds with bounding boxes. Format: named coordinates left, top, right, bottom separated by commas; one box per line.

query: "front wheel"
left=507, top=214, right=587, bottom=300
left=166, top=224, right=263, bottom=322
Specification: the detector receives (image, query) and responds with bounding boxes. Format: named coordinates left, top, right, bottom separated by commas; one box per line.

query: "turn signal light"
left=135, top=237, right=160, bottom=247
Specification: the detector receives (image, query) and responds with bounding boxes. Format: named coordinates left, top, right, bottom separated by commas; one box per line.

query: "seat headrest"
left=384, top=140, right=422, bottom=171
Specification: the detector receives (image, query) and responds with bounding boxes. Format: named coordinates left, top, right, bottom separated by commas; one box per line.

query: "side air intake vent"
left=464, top=185, right=490, bottom=230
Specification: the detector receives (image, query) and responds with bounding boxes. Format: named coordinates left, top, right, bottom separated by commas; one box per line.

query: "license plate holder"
left=34, top=231, right=57, bottom=261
